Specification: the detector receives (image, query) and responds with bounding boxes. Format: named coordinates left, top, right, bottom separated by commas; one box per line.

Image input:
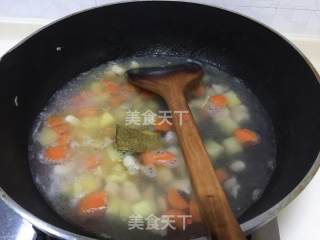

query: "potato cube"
left=222, top=137, right=243, bottom=155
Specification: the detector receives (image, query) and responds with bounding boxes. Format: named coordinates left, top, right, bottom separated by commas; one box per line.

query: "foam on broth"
left=29, top=57, right=276, bottom=239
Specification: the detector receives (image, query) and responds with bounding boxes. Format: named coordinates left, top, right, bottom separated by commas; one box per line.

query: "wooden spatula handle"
left=127, top=63, right=246, bottom=240
left=163, top=90, right=246, bottom=240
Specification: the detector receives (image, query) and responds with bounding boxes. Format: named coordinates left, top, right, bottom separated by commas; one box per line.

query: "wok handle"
left=164, top=89, right=246, bottom=240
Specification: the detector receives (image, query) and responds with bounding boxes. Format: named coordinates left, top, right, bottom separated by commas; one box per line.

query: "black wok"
left=0, top=1, right=320, bottom=239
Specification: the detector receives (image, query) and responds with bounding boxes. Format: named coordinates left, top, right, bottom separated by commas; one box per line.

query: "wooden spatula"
left=127, top=62, right=246, bottom=240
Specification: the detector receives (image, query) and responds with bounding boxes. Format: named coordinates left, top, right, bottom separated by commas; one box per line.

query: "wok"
left=0, top=1, right=320, bottom=239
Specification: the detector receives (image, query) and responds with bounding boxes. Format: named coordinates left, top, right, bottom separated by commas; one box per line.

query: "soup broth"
left=29, top=57, right=276, bottom=239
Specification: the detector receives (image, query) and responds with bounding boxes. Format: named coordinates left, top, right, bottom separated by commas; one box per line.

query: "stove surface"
left=0, top=200, right=36, bottom=240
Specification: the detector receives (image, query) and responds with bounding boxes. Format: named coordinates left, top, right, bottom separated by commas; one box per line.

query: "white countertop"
left=0, top=18, right=320, bottom=240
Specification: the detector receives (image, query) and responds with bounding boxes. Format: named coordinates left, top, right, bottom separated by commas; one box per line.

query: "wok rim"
left=0, top=0, right=320, bottom=239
